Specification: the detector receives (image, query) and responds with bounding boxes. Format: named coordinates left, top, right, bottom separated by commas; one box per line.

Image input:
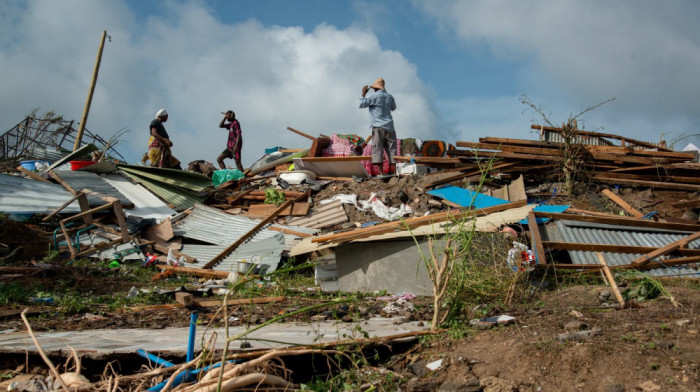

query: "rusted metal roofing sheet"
left=285, top=200, right=348, bottom=229
left=173, top=204, right=317, bottom=251
left=182, top=233, right=285, bottom=273
left=545, top=220, right=700, bottom=278
left=0, top=173, right=81, bottom=214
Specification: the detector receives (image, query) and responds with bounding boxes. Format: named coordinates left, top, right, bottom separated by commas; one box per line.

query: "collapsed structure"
left=1, top=119, right=698, bottom=289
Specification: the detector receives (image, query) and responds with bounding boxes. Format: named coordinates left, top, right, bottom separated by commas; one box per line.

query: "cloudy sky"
left=1, top=0, right=699, bottom=166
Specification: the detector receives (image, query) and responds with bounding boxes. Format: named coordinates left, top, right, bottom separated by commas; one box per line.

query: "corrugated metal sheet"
left=102, top=173, right=176, bottom=222
left=182, top=233, right=285, bottom=272
left=545, top=220, right=700, bottom=278
left=39, top=144, right=97, bottom=175
left=173, top=204, right=317, bottom=251
left=118, top=165, right=211, bottom=192
left=121, top=170, right=204, bottom=211
left=542, top=130, right=610, bottom=146
left=0, top=174, right=81, bottom=214
left=52, top=170, right=132, bottom=207
left=24, top=147, right=67, bottom=163
left=285, top=200, right=348, bottom=229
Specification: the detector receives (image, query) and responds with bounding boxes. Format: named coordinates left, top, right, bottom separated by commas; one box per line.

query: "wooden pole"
left=596, top=252, right=626, bottom=308
left=74, top=30, right=107, bottom=151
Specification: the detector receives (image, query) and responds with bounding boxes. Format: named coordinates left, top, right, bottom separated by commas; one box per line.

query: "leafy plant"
left=264, top=187, right=286, bottom=205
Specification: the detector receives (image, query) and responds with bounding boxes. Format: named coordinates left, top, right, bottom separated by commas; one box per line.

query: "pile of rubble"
left=1, top=123, right=699, bottom=289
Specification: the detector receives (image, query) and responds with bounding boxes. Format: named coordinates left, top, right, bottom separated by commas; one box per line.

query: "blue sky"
left=1, top=0, right=699, bottom=166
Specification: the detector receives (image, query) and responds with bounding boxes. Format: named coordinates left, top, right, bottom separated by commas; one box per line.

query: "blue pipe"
left=137, top=349, right=175, bottom=368
left=147, top=311, right=199, bottom=392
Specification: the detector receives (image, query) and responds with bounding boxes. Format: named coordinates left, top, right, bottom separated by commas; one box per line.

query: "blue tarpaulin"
left=427, top=186, right=510, bottom=209
left=520, top=204, right=570, bottom=225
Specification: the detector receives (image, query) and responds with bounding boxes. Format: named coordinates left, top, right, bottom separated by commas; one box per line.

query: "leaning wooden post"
left=74, top=30, right=107, bottom=151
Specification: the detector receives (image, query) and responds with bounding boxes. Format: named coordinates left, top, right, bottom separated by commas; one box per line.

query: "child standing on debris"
left=359, top=77, right=397, bottom=176
left=217, top=110, right=244, bottom=171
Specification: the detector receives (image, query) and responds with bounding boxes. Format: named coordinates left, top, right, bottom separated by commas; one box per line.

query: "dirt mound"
left=0, top=218, right=49, bottom=263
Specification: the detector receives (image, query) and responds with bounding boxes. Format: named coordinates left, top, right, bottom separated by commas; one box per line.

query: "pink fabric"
left=322, top=133, right=357, bottom=157
left=362, top=140, right=401, bottom=175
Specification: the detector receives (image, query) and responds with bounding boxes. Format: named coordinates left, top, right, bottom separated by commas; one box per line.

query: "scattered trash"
left=469, top=315, right=516, bottom=329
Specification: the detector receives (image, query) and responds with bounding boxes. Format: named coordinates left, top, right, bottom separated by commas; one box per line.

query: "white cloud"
left=0, top=0, right=439, bottom=166
left=414, top=0, right=700, bottom=147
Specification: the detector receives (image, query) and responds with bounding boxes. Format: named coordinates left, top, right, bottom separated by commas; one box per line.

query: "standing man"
left=217, top=110, right=243, bottom=171
left=359, top=77, right=397, bottom=175
left=147, top=109, right=174, bottom=168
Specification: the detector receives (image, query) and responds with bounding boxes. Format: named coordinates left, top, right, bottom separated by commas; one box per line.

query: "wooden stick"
left=528, top=211, right=547, bottom=265
left=597, top=252, right=625, bottom=308
left=20, top=309, right=71, bottom=392
left=601, top=189, right=644, bottom=219
left=632, top=231, right=700, bottom=267
left=286, top=126, right=316, bottom=140
left=16, top=165, right=51, bottom=182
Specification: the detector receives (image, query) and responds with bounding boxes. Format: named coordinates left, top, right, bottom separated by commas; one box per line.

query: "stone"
left=439, top=379, right=480, bottom=392
left=638, top=380, right=661, bottom=392
left=480, top=376, right=516, bottom=392
left=599, top=290, right=611, bottom=301
left=557, top=328, right=603, bottom=343
left=564, top=321, right=589, bottom=331
left=604, top=384, right=625, bottom=392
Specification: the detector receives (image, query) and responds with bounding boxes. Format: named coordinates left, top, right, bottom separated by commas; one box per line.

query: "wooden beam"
left=286, top=126, right=316, bottom=141
left=203, top=192, right=309, bottom=268
left=196, top=296, right=286, bottom=308
left=16, top=166, right=51, bottom=183
left=43, top=192, right=85, bottom=221
left=592, top=175, right=700, bottom=192
left=601, top=189, right=644, bottom=219
left=631, top=231, right=700, bottom=267
left=156, top=265, right=230, bottom=279
left=564, top=208, right=620, bottom=218
left=48, top=170, right=77, bottom=195
left=534, top=211, right=700, bottom=232
left=527, top=211, right=547, bottom=265
left=312, top=200, right=527, bottom=245
left=422, top=162, right=516, bottom=189
left=597, top=252, right=626, bottom=308
left=593, top=172, right=700, bottom=185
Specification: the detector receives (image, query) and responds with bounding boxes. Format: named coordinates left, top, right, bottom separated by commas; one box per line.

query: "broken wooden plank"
left=156, top=265, right=231, bottom=279
left=196, top=296, right=285, bottom=308
left=247, top=202, right=310, bottom=218
left=597, top=252, right=626, bottom=308
left=204, top=193, right=309, bottom=269
left=592, top=175, right=700, bottom=192
left=286, top=126, right=316, bottom=140
left=601, top=189, right=644, bottom=219
left=422, top=162, right=517, bottom=189
left=312, top=200, right=527, bottom=245
left=631, top=231, right=700, bottom=267
left=16, top=166, right=51, bottom=183
left=527, top=211, right=547, bottom=265
left=175, top=292, right=194, bottom=307
left=564, top=208, right=620, bottom=218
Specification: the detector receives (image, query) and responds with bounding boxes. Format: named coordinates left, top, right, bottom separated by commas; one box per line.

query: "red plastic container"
left=69, top=160, right=97, bottom=170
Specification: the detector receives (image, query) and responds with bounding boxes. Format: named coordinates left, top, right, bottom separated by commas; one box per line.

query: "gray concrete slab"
left=336, top=239, right=440, bottom=296
left=0, top=317, right=427, bottom=357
